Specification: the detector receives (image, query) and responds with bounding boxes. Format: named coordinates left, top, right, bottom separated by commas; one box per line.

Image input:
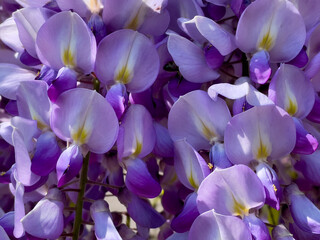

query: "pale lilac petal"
left=51, top=88, right=119, bottom=154
left=197, top=165, right=265, bottom=216
left=195, top=16, right=237, bottom=55
left=13, top=182, right=25, bottom=238
left=236, top=0, right=306, bottom=62
left=95, top=29, right=160, bottom=92
left=167, top=34, right=220, bottom=83
left=269, top=64, right=315, bottom=119
left=224, top=105, right=296, bottom=164
left=56, top=0, right=91, bottom=18
left=208, top=81, right=249, bottom=101
left=13, top=7, right=55, bottom=58
left=189, top=210, right=252, bottom=240
left=177, top=17, right=207, bottom=44
left=171, top=192, right=199, bottom=233
left=90, top=200, right=121, bottom=240
left=21, top=189, right=64, bottom=239
left=174, top=139, right=210, bottom=190
left=168, top=90, right=231, bottom=150
left=56, top=145, right=83, bottom=187
left=17, top=80, right=51, bottom=130
left=0, top=63, right=36, bottom=100
left=304, top=52, right=320, bottom=80
left=102, top=0, right=169, bottom=35
left=36, top=11, right=96, bottom=73
left=125, top=158, right=161, bottom=198
left=0, top=17, right=24, bottom=53
left=249, top=50, right=271, bottom=84
left=12, top=129, right=40, bottom=186
left=15, top=0, right=49, bottom=7
left=117, top=104, right=155, bottom=160
left=243, top=214, right=271, bottom=240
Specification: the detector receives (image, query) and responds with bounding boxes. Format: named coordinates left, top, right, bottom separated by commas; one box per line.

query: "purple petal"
left=292, top=118, right=318, bottom=155
left=56, top=145, right=83, bottom=187
left=168, top=90, right=231, bottom=150
left=95, top=29, right=160, bottom=92
left=125, top=158, right=161, bottom=198
left=287, top=47, right=308, bottom=68
left=0, top=226, right=10, bottom=240
left=197, top=164, right=265, bottom=216
left=236, top=0, right=306, bottom=62
left=51, top=88, right=119, bottom=154
left=36, top=11, right=96, bottom=73
left=286, top=184, right=320, bottom=234
left=195, top=16, right=237, bottom=55
left=13, top=7, right=55, bottom=58
left=189, top=210, right=252, bottom=240
left=119, top=189, right=165, bottom=228
left=307, top=94, right=320, bottom=123
left=167, top=33, right=220, bottom=83
left=249, top=50, right=271, bottom=84
left=177, top=17, right=207, bottom=45
left=224, top=105, right=296, bottom=164
left=174, top=139, right=210, bottom=190
left=295, top=150, right=320, bottom=185
left=47, top=67, right=77, bottom=102
left=0, top=63, right=36, bottom=100
left=105, top=83, right=128, bottom=120
left=90, top=200, right=121, bottom=240
left=56, top=0, right=92, bottom=18
left=256, top=163, right=282, bottom=210
left=21, top=189, right=64, bottom=239
left=209, top=143, right=233, bottom=169
left=171, top=192, right=199, bottom=233
left=153, top=122, right=174, bottom=158
left=0, top=212, right=14, bottom=238
left=31, top=131, right=61, bottom=176
left=243, top=214, right=271, bottom=240
left=117, top=104, right=155, bottom=160
left=204, top=44, right=224, bottom=69
left=269, top=64, right=315, bottom=119
left=16, top=80, right=51, bottom=130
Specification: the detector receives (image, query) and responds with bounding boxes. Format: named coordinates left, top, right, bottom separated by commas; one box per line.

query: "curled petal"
left=167, top=34, right=219, bottom=83
left=243, top=214, right=271, bottom=240
left=13, top=182, right=25, bottom=238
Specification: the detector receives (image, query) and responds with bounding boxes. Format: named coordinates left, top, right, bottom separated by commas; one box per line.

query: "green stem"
left=72, top=152, right=90, bottom=240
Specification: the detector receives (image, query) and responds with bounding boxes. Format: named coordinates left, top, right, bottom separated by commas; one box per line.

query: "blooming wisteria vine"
left=0, top=0, right=320, bottom=239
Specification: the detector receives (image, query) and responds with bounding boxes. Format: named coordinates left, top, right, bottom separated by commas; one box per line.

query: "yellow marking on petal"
left=63, top=48, right=75, bottom=67
left=34, top=118, right=47, bottom=131
left=0, top=172, right=5, bottom=176
left=273, top=184, right=277, bottom=192
left=285, top=97, right=298, bottom=116
left=132, top=140, right=142, bottom=157
left=199, top=120, right=216, bottom=143
left=208, top=163, right=214, bottom=171
left=125, top=3, right=146, bottom=30
left=71, top=127, right=88, bottom=146
left=258, top=32, right=274, bottom=51
left=232, top=196, right=249, bottom=217
left=256, top=140, right=270, bottom=161
left=89, top=0, right=100, bottom=13
left=115, top=65, right=132, bottom=84
left=188, top=171, right=198, bottom=190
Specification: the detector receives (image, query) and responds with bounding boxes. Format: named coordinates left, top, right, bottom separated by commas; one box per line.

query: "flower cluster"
left=0, top=0, right=320, bottom=239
